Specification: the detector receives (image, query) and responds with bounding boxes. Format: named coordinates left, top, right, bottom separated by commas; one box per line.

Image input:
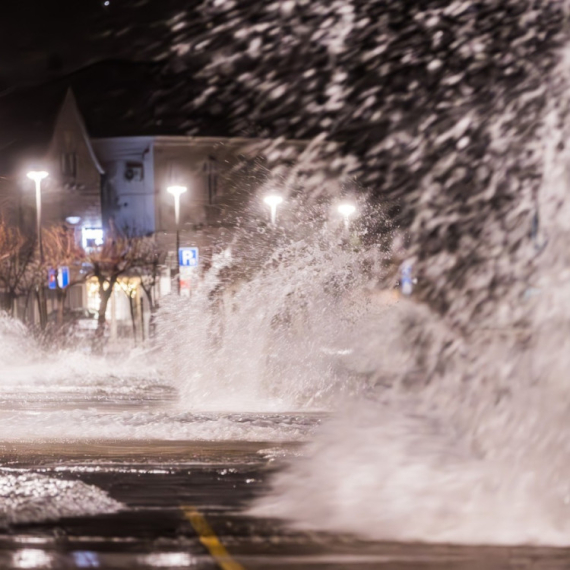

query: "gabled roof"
left=0, top=59, right=230, bottom=176
left=53, top=89, right=105, bottom=175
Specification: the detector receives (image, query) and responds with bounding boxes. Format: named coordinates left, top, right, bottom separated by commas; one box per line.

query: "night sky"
left=0, top=0, right=190, bottom=89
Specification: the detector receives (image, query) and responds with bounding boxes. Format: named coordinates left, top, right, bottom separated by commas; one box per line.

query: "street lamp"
left=167, top=185, right=187, bottom=295
left=338, top=202, right=356, bottom=233
left=27, top=171, right=48, bottom=262
left=263, top=195, right=283, bottom=226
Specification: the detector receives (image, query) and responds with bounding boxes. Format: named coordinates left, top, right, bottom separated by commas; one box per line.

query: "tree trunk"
left=128, top=294, right=137, bottom=347
left=94, top=279, right=115, bottom=352
left=140, top=297, right=145, bottom=343
left=9, top=291, right=16, bottom=319
left=36, top=287, right=48, bottom=331
left=97, top=287, right=112, bottom=332
left=56, top=288, right=67, bottom=327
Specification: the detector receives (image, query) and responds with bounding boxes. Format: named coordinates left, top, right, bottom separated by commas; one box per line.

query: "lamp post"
left=27, top=170, right=48, bottom=329
left=27, top=171, right=48, bottom=262
left=167, top=185, right=187, bottom=295
left=338, top=202, right=356, bottom=233
left=263, top=195, right=283, bottom=226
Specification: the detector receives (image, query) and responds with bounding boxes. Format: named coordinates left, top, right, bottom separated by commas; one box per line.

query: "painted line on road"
left=182, top=507, right=245, bottom=570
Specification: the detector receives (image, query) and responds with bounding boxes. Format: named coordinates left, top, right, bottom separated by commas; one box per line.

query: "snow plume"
left=153, top=0, right=567, bottom=329
left=156, top=213, right=392, bottom=412
left=252, top=43, right=570, bottom=546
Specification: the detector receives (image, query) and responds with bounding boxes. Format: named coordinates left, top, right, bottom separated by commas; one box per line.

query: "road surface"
left=1, top=439, right=570, bottom=569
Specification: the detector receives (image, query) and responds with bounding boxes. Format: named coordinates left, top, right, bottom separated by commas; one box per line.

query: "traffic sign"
left=48, top=269, right=57, bottom=290
left=48, top=267, right=70, bottom=290
left=179, top=247, right=199, bottom=268
left=58, top=266, right=70, bottom=289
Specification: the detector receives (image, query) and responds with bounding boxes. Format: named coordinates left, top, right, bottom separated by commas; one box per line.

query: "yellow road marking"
left=182, top=507, right=246, bottom=570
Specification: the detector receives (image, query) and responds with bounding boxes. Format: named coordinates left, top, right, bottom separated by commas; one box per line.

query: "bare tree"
left=132, top=237, right=166, bottom=339
left=117, top=277, right=139, bottom=346
left=42, top=225, right=86, bottom=326
left=84, top=230, right=149, bottom=347
left=0, top=219, right=36, bottom=317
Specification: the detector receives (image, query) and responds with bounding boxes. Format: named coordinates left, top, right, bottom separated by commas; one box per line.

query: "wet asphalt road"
left=2, top=441, right=570, bottom=569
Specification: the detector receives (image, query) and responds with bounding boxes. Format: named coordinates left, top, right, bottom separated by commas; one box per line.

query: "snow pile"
left=0, top=313, right=36, bottom=367
left=0, top=410, right=319, bottom=442
left=0, top=348, right=163, bottom=401
left=0, top=472, right=122, bottom=526
left=0, top=312, right=162, bottom=401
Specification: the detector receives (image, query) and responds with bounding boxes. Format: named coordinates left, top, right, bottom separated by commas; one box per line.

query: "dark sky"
left=0, top=0, right=190, bottom=89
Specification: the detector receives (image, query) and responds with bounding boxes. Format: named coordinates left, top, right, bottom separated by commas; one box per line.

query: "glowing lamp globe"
left=167, top=185, right=187, bottom=197
left=263, top=195, right=284, bottom=208
left=27, top=171, right=49, bottom=183
left=338, top=203, right=356, bottom=218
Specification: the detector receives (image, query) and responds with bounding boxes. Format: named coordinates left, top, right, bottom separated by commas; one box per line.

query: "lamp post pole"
left=338, top=203, right=356, bottom=234
left=27, top=171, right=49, bottom=328
left=28, top=171, right=48, bottom=263
left=167, top=186, right=187, bottom=295
left=263, top=195, right=284, bottom=227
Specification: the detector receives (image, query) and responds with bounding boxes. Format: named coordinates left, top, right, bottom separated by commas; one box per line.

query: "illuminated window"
left=82, top=228, right=104, bottom=249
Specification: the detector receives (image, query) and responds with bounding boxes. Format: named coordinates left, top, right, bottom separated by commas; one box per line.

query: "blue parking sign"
left=179, top=247, right=199, bottom=268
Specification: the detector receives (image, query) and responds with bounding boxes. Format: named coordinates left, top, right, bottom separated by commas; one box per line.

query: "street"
left=0, top=439, right=569, bottom=569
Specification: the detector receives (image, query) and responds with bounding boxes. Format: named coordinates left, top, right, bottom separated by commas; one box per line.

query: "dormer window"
left=61, top=152, right=77, bottom=177
left=124, top=162, right=144, bottom=182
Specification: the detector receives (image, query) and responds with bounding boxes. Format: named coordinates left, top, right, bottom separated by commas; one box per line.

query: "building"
left=0, top=72, right=306, bottom=338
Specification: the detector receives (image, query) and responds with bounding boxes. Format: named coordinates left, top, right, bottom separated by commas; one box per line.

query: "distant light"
left=27, top=171, right=48, bottom=183
left=263, top=195, right=283, bottom=208
left=104, top=1, right=110, bottom=5
left=72, top=551, right=100, bottom=568
left=167, top=185, right=187, bottom=197
left=66, top=216, right=81, bottom=225
left=82, top=228, right=104, bottom=250
left=12, top=549, right=53, bottom=569
left=338, top=203, right=356, bottom=218
left=139, top=552, right=195, bottom=567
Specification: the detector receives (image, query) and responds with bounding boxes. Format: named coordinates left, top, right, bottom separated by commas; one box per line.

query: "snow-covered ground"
left=0, top=471, right=122, bottom=527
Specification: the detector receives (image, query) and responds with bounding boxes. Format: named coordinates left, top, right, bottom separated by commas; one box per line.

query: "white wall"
left=92, top=137, right=155, bottom=236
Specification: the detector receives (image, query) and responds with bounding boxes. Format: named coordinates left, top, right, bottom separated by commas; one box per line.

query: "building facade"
left=1, top=88, right=306, bottom=339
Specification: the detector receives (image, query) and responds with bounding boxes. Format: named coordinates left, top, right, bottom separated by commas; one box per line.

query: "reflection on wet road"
left=0, top=440, right=569, bottom=569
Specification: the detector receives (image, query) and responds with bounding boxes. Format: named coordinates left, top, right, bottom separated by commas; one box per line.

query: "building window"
left=82, top=228, right=104, bottom=250
left=204, top=156, right=218, bottom=204
left=124, top=162, right=144, bottom=182
left=61, top=152, right=77, bottom=177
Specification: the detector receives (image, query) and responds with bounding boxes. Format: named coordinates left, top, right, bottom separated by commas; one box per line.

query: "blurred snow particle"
left=457, top=137, right=470, bottom=150
left=427, top=59, right=443, bottom=71
left=249, top=37, right=263, bottom=55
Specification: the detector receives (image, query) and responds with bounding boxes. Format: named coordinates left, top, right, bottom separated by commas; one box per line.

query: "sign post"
left=178, top=247, right=199, bottom=296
